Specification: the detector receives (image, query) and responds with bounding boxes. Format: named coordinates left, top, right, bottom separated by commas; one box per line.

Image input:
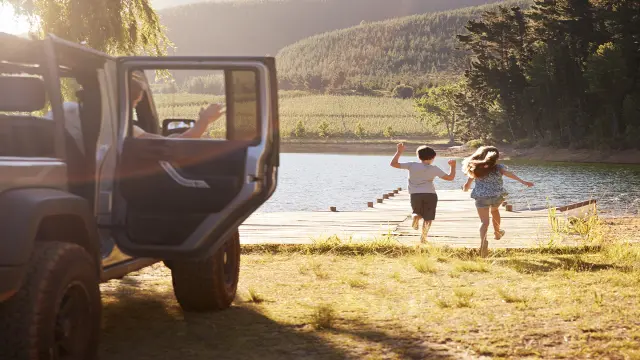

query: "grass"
left=246, top=287, right=265, bottom=303
left=98, top=219, right=640, bottom=359
left=411, top=256, right=438, bottom=274
left=153, top=91, right=438, bottom=139
left=453, top=260, right=490, bottom=273
left=497, top=287, right=527, bottom=304
left=311, top=304, right=336, bottom=330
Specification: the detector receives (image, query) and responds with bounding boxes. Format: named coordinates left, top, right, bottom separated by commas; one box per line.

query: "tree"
left=415, top=82, right=464, bottom=143
left=457, top=5, right=532, bottom=141
left=392, top=84, right=414, bottom=99
left=330, top=71, right=347, bottom=90
left=304, top=74, right=329, bottom=92
left=2, top=0, right=171, bottom=56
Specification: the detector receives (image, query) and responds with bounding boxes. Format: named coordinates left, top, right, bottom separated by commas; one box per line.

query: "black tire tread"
left=171, top=232, right=240, bottom=312
left=0, top=242, right=101, bottom=360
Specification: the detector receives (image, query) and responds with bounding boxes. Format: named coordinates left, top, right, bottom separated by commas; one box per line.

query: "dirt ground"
left=98, top=218, right=639, bottom=360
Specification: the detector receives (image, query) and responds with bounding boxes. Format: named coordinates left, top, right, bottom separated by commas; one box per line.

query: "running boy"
left=390, top=143, right=456, bottom=243
left=461, top=146, right=534, bottom=257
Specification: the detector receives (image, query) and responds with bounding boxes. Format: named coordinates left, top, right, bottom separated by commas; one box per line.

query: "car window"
left=145, top=69, right=228, bottom=139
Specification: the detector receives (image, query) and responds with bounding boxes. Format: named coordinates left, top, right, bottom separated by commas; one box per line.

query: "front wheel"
left=170, top=231, right=240, bottom=312
left=0, top=242, right=101, bottom=360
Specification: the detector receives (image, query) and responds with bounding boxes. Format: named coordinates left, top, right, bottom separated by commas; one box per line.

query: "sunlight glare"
left=0, top=4, right=32, bottom=35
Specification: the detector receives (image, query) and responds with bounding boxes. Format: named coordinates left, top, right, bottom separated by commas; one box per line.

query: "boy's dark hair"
left=416, top=145, right=436, bottom=161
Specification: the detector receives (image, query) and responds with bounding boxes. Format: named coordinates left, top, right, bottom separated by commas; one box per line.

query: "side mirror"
left=162, top=119, right=196, bottom=136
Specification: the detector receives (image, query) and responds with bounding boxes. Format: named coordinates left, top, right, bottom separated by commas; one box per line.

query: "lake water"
left=256, top=153, right=640, bottom=216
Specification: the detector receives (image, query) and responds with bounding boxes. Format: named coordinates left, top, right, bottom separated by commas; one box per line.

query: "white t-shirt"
left=399, top=162, right=447, bottom=194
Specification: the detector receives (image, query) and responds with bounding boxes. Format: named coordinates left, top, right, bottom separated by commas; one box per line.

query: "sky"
left=0, top=1, right=219, bottom=35
left=0, top=4, right=31, bottom=35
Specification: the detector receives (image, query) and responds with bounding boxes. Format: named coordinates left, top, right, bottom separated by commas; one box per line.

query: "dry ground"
left=99, top=219, right=640, bottom=360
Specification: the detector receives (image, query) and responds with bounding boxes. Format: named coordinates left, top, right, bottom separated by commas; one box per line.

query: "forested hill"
left=276, top=0, right=532, bottom=89
left=158, top=0, right=504, bottom=57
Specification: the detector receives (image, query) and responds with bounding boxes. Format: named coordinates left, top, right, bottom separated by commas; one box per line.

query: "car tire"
left=0, top=242, right=101, bottom=360
left=170, top=231, right=240, bottom=312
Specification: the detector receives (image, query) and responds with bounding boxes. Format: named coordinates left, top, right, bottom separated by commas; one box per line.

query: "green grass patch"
left=453, top=260, right=490, bottom=273
left=411, top=256, right=438, bottom=274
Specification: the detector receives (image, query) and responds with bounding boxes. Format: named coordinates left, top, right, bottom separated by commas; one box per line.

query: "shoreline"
left=281, top=140, right=640, bottom=165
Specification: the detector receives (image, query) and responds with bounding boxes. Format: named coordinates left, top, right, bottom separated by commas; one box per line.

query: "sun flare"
left=0, top=4, right=32, bottom=36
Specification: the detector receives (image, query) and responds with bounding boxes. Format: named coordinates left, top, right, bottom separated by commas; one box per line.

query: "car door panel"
left=112, top=57, right=279, bottom=260
left=119, top=138, right=248, bottom=213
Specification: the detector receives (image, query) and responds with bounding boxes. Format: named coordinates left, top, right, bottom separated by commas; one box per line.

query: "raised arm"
left=390, top=143, right=405, bottom=169
left=135, top=103, right=225, bottom=140
left=500, top=166, right=534, bottom=187
left=175, top=103, right=225, bottom=139
left=462, top=177, right=474, bottom=192
left=439, top=159, right=457, bottom=181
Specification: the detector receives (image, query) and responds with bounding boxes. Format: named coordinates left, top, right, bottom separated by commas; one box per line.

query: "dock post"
left=388, top=192, right=394, bottom=197
left=383, top=194, right=389, bottom=199
left=377, top=198, right=383, bottom=203
left=367, top=202, right=374, bottom=208
left=505, top=204, right=513, bottom=212
left=393, top=189, right=399, bottom=194
left=397, top=187, right=402, bottom=191
left=330, top=206, right=337, bottom=212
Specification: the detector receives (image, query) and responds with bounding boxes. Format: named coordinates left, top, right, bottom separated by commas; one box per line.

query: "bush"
left=466, top=139, right=483, bottom=149
left=318, top=120, right=330, bottom=138
left=392, top=84, right=414, bottom=99
left=292, top=120, right=306, bottom=137
left=354, top=122, right=366, bottom=138
left=383, top=125, right=395, bottom=138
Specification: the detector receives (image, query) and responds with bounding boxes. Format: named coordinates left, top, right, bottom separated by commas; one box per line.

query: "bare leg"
left=491, top=207, right=504, bottom=239
left=420, top=220, right=432, bottom=244
left=412, top=213, right=422, bottom=230
left=477, top=207, right=491, bottom=257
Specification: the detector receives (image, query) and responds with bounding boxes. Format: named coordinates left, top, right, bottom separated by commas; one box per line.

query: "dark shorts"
left=410, top=193, right=438, bottom=221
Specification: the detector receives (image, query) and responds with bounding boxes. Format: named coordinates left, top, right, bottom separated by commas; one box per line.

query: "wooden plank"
left=239, top=189, right=589, bottom=248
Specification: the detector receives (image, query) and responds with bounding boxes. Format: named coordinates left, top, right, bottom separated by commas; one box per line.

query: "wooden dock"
left=240, top=190, right=581, bottom=248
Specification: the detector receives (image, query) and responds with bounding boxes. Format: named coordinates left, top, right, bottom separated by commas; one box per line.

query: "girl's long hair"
left=462, top=146, right=500, bottom=179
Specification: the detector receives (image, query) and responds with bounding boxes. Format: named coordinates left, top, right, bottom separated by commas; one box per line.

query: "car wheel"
left=170, top=231, right=240, bottom=312
left=0, top=242, right=101, bottom=360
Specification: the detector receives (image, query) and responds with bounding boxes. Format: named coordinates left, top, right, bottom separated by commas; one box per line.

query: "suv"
left=0, top=33, right=279, bottom=359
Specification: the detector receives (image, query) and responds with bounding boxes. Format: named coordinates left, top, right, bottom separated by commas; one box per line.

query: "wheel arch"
left=0, top=188, right=100, bottom=300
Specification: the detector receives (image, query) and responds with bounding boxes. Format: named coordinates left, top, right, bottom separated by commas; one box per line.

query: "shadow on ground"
left=497, top=255, right=623, bottom=274
left=99, top=280, right=460, bottom=360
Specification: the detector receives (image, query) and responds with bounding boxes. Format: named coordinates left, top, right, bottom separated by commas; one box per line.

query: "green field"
left=153, top=91, right=435, bottom=139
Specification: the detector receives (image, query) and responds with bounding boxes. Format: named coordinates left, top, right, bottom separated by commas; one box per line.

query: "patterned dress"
left=471, top=164, right=508, bottom=199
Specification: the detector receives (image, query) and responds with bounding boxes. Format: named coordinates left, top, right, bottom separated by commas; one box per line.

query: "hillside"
left=158, top=0, right=504, bottom=57
left=276, top=0, right=532, bottom=88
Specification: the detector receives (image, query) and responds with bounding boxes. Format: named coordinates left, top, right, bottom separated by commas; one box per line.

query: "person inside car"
left=45, top=78, right=225, bottom=153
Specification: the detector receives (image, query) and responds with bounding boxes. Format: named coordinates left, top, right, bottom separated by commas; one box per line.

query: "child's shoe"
left=494, top=229, right=505, bottom=240
left=411, top=214, right=420, bottom=230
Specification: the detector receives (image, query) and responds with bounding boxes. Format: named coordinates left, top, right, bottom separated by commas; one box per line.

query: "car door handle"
left=159, top=161, right=210, bottom=188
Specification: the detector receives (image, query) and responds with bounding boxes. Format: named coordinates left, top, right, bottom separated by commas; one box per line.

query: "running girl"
left=462, top=146, right=534, bottom=257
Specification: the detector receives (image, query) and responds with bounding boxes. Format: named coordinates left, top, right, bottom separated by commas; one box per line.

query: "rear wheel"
left=170, top=231, right=240, bottom=312
left=0, top=242, right=101, bottom=360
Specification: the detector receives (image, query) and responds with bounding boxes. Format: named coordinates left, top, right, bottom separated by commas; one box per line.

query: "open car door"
left=113, top=57, right=279, bottom=260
